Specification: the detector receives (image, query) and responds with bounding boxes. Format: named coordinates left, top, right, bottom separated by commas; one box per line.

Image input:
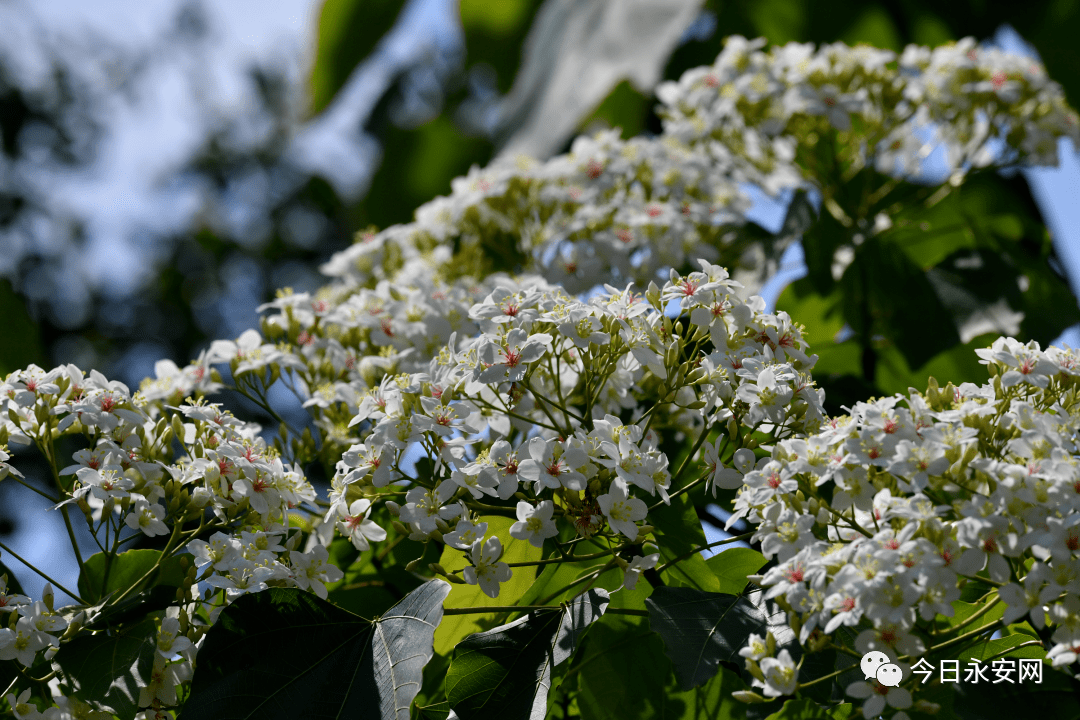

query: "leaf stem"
left=442, top=605, right=647, bottom=616
left=655, top=532, right=755, bottom=574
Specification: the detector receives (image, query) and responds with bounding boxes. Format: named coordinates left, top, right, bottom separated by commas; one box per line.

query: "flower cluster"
left=319, top=258, right=823, bottom=598
left=658, top=36, right=1080, bottom=191
left=0, top=364, right=342, bottom=716
left=1, top=34, right=1077, bottom=720
left=719, top=336, right=1080, bottom=718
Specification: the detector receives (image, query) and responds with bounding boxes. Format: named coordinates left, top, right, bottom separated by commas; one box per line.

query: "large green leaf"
left=575, top=614, right=749, bottom=720
left=182, top=581, right=451, bottom=720
left=951, top=666, right=1080, bottom=720
left=77, top=549, right=184, bottom=604
left=445, top=589, right=608, bottom=718
left=435, top=516, right=542, bottom=655
left=762, top=699, right=835, bottom=720
left=651, top=491, right=720, bottom=593
left=308, top=0, right=407, bottom=116
left=645, top=586, right=795, bottom=691
left=0, top=278, right=44, bottom=376
left=840, top=236, right=961, bottom=372
left=51, top=617, right=157, bottom=720
left=706, top=548, right=767, bottom=596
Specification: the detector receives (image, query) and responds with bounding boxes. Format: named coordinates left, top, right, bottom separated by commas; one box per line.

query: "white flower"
left=337, top=499, right=388, bottom=551
left=477, top=329, right=552, bottom=383
left=0, top=618, right=50, bottom=666
left=443, top=519, right=488, bottom=550
left=758, top=648, right=798, bottom=697
left=138, top=653, right=192, bottom=708
left=462, top=537, right=512, bottom=598
left=518, top=436, right=587, bottom=493
left=847, top=678, right=912, bottom=718
left=738, top=633, right=769, bottom=661
left=597, top=479, right=648, bottom=540
left=125, top=500, right=169, bottom=537
left=5, top=688, right=42, bottom=720
left=509, top=501, right=558, bottom=549
left=703, top=442, right=751, bottom=494
left=289, top=545, right=344, bottom=600
left=621, top=553, right=659, bottom=591
left=156, top=616, right=193, bottom=658
left=188, top=532, right=241, bottom=572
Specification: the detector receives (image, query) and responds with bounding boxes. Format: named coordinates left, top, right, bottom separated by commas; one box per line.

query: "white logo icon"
left=876, top=662, right=903, bottom=687
left=860, top=650, right=891, bottom=680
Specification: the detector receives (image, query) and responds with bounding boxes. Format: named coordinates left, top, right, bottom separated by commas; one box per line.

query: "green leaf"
left=308, top=0, right=406, bottom=116
left=950, top=664, right=1080, bottom=720
left=516, top=539, right=608, bottom=607
left=51, top=617, right=157, bottom=720
left=78, top=549, right=181, bottom=603
left=445, top=589, right=608, bottom=718
left=575, top=614, right=749, bottom=720
left=762, top=698, right=835, bottom=720
left=706, top=548, right=767, bottom=596
left=435, top=516, right=542, bottom=655
left=645, top=586, right=795, bottom=691
left=936, top=598, right=1006, bottom=638
left=840, top=237, right=961, bottom=370
left=958, top=632, right=1047, bottom=662
left=651, top=491, right=719, bottom=593
left=182, top=580, right=451, bottom=720
left=0, top=278, right=45, bottom=376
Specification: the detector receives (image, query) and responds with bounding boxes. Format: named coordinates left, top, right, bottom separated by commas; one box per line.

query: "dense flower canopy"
left=1, top=35, right=1079, bottom=720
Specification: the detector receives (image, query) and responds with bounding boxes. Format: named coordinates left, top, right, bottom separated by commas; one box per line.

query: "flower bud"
left=391, top=520, right=410, bottom=535
left=745, top=659, right=765, bottom=682
left=385, top=501, right=401, bottom=517
left=731, top=691, right=767, bottom=704
left=646, top=281, right=662, bottom=310
left=42, top=583, right=54, bottom=612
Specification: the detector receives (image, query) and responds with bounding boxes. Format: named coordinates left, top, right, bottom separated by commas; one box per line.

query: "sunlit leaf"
left=445, top=589, right=608, bottom=718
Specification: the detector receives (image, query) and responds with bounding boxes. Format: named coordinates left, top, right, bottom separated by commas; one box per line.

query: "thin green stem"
left=7, top=474, right=60, bottom=504
left=442, top=605, right=648, bottom=616
left=655, top=533, right=755, bottom=574
left=797, top=665, right=851, bottom=690
left=0, top=539, right=85, bottom=605
left=537, top=560, right=615, bottom=606
left=106, top=520, right=184, bottom=609
left=506, top=550, right=613, bottom=568
left=922, top=618, right=1004, bottom=656
left=943, top=596, right=1002, bottom=635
